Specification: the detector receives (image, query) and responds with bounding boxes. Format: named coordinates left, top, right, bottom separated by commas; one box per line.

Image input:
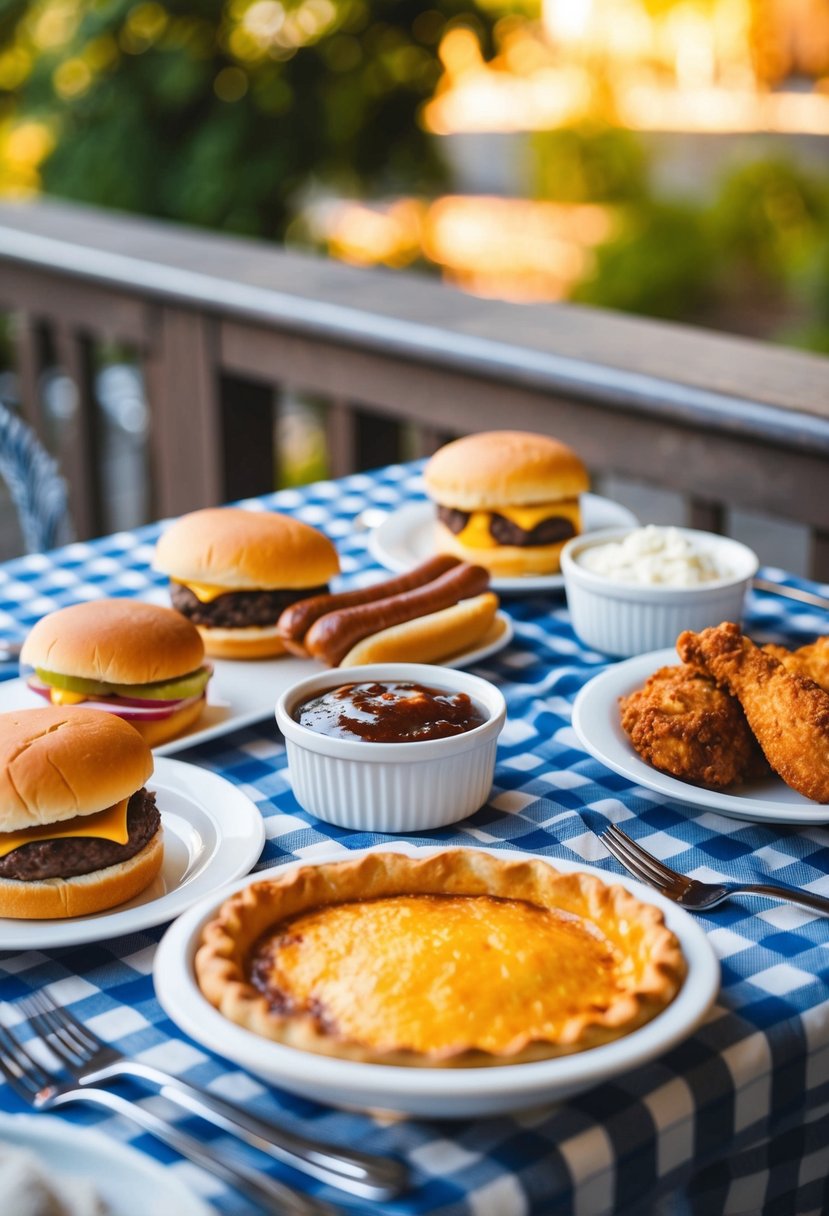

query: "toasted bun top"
left=21, top=599, right=205, bottom=684
left=153, top=508, right=340, bottom=590
left=0, top=707, right=153, bottom=832
left=424, top=431, right=589, bottom=509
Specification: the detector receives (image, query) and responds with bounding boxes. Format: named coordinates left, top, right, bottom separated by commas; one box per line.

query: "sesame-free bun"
left=434, top=524, right=572, bottom=578
left=126, top=695, right=207, bottom=747
left=20, top=599, right=205, bottom=685
left=424, top=431, right=588, bottom=510
left=153, top=508, right=340, bottom=591
left=0, top=707, right=154, bottom=834
left=194, top=623, right=287, bottom=660
left=0, top=830, right=163, bottom=920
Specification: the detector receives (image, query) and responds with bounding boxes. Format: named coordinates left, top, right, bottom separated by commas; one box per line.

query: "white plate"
left=572, top=649, right=829, bottom=825
left=368, top=493, right=639, bottom=593
left=3, top=616, right=513, bottom=756
left=154, top=843, right=719, bottom=1119
left=0, top=758, right=265, bottom=950
left=0, top=1112, right=213, bottom=1216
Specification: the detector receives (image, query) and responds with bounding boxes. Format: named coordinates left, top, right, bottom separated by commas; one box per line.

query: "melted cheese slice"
left=453, top=499, right=581, bottom=549
left=0, top=798, right=130, bottom=860
left=172, top=578, right=232, bottom=603
left=50, top=688, right=87, bottom=706
left=254, top=894, right=623, bottom=1056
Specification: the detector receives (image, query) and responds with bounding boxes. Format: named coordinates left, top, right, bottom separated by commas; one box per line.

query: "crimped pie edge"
left=194, top=849, right=687, bottom=1068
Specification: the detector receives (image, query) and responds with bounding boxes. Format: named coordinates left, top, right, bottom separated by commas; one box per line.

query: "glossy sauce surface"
left=293, top=680, right=486, bottom=742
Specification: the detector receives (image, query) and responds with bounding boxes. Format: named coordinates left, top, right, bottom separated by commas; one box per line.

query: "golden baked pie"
left=195, top=850, right=686, bottom=1067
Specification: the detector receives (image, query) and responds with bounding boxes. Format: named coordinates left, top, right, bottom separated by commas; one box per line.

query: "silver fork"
left=16, top=989, right=407, bottom=1202
left=600, top=823, right=829, bottom=916
left=0, top=1018, right=340, bottom=1216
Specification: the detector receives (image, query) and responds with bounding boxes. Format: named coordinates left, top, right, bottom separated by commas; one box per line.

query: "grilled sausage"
left=305, top=562, right=490, bottom=666
left=277, top=555, right=460, bottom=655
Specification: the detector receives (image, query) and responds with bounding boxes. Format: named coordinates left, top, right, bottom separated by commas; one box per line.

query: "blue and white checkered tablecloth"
left=1, top=462, right=828, bottom=1216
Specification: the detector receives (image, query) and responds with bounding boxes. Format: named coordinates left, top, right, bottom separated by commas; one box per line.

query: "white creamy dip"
left=578, top=526, right=727, bottom=586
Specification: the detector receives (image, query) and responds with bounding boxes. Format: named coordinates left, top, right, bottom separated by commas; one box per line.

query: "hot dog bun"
left=339, top=593, right=501, bottom=667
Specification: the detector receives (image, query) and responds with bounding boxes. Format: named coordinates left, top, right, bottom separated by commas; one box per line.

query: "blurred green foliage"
left=1, top=0, right=495, bottom=237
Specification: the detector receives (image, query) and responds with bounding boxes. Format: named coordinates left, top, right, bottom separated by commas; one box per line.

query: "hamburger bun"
left=424, top=431, right=589, bottom=576
left=0, top=832, right=163, bottom=920
left=424, top=431, right=588, bottom=510
left=20, top=599, right=205, bottom=686
left=0, top=707, right=153, bottom=833
left=153, top=508, right=340, bottom=591
left=433, top=526, right=573, bottom=578
left=0, top=707, right=161, bottom=920
left=191, top=623, right=287, bottom=661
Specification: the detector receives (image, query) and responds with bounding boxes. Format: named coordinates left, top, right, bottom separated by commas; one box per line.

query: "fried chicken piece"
left=619, top=664, right=764, bottom=789
left=677, top=622, right=829, bottom=803
left=763, top=637, right=829, bottom=693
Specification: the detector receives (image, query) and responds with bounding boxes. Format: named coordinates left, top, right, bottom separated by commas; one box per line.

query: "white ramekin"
left=560, top=527, right=759, bottom=658
left=275, top=663, right=506, bottom=833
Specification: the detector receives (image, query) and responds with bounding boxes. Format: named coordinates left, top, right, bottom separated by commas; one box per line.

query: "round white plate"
left=368, top=493, right=639, bottom=593
left=0, top=1111, right=213, bottom=1216
left=0, top=757, right=265, bottom=950
left=572, top=649, right=829, bottom=825
left=154, top=843, right=719, bottom=1119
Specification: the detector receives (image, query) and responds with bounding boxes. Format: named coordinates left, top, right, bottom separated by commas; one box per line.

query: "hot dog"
left=305, top=562, right=490, bottom=667
left=277, top=554, right=461, bottom=655
left=339, top=592, right=501, bottom=667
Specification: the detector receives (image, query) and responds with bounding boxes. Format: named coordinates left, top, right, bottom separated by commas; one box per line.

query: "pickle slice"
left=34, top=668, right=111, bottom=696
left=109, top=665, right=212, bottom=701
left=34, top=664, right=212, bottom=702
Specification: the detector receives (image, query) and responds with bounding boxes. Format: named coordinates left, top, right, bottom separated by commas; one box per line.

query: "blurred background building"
left=0, top=0, right=827, bottom=563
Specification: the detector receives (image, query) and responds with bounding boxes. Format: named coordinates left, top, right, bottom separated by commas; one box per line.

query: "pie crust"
left=195, top=850, right=686, bottom=1067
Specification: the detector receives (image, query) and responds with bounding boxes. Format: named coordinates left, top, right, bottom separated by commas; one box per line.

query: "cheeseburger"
left=0, top=707, right=161, bottom=919
left=424, top=431, right=589, bottom=577
left=20, top=600, right=211, bottom=748
left=153, top=507, right=340, bottom=659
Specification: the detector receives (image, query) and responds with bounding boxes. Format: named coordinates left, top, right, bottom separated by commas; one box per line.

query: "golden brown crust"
left=424, top=432, right=589, bottom=510
left=195, top=850, right=686, bottom=1068
left=0, top=708, right=154, bottom=833
left=21, top=600, right=205, bottom=685
left=0, top=829, right=163, bottom=919
left=153, top=508, right=340, bottom=590
left=678, top=622, right=829, bottom=803
left=619, top=664, right=765, bottom=789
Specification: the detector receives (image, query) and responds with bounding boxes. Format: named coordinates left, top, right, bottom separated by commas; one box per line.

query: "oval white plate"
left=0, top=757, right=265, bottom=950
left=572, top=649, right=829, bottom=824
left=368, top=494, right=639, bottom=593
left=0, top=1112, right=213, bottom=1216
left=154, top=843, right=718, bottom=1119
left=0, top=616, right=513, bottom=757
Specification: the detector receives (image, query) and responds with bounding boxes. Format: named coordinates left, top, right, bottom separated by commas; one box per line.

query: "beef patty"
left=170, top=583, right=329, bottom=629
left=437, top=506, right=576, bottom=548
left=0, top=788, right=160, bottom=883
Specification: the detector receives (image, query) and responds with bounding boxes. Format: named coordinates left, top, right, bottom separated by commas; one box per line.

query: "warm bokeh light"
left=425, top=0, right=829, bottom=136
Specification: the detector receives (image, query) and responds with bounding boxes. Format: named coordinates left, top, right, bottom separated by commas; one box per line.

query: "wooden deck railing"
left=1, top=198, right=828, bottom=575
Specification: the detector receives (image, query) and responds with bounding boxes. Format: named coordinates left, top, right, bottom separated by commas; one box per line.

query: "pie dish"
left=195, top=849, right=686, bottom=1068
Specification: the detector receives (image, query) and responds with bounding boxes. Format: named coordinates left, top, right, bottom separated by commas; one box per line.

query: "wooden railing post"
left=54, top=326, right=102, bottom=539
left=145, top=307, right=223, bottom=517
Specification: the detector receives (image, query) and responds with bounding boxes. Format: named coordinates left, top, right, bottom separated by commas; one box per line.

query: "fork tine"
left=18, top=995, right=87, bottom=1066
left=0, top=1020, right=52, bottom=1097
left=28, top=989, right=102, bottom=1052
left=603, top=825, right=683, bottom=887
left=601, top=829, right=673, bottom=894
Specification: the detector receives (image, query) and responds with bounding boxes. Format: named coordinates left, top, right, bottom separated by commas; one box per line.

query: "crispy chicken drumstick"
left=677, top=622, right=829, bottom=803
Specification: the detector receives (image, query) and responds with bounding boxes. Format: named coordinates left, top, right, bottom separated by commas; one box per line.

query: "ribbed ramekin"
left=275, top=663, right=506, bottom=832
left=560, top=528, right=759, bottom=658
